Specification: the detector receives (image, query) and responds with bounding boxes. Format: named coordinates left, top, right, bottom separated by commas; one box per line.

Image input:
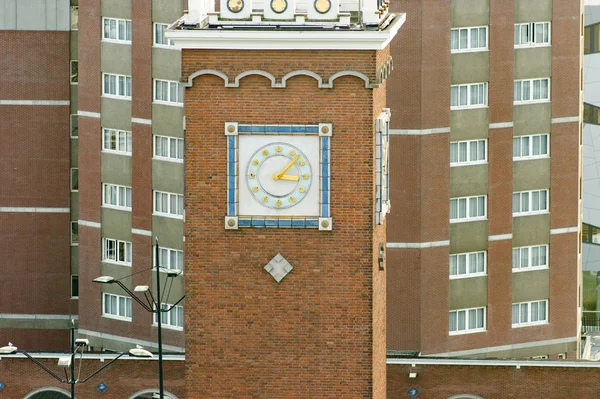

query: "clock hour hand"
left=277, top=174, right=299, bottom=181
left=274, top=154, right=300, bottom=180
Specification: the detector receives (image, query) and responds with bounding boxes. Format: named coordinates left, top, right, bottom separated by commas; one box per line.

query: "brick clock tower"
left=169, top=1, right=403, bottom=397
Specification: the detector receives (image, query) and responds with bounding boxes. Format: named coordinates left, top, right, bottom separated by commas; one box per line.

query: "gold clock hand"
left=274, top=155, right=300, bottom=180
left=278, top=174, right=299, bottom=181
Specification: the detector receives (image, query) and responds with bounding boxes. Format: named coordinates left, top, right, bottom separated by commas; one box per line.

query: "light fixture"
left=92, top=276, right=115, bottom=284
left=165, top=269, right=183, bottom=277
left=74, top=339, right=89, bottom=347
left=134, top=285, right=150, bottom=293
left=129, top=345, right=153, bottom=358
left=409, top=372, right=417, bottom=378
left=57, top=357, right=72, bottom=368
left=0, top=342, right=17, bottom=354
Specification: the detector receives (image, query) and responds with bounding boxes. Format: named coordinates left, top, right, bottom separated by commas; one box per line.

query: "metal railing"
left=582, top=317, right=600, bottom=334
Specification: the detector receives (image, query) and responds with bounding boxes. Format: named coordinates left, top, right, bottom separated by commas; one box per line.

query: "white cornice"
left=166, top=13, right=405, bottom=50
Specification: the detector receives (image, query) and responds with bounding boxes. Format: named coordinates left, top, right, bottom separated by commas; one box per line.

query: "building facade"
left=386, top=0, right=582, bottom=358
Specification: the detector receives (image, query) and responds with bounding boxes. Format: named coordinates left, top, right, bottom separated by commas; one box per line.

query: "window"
left=514, top=78, right=550, bottom=103
left=450, top=251, right=486, bottom=278
left=514, top=22, right=551, bottom=47
left=154, top=135, right=184, bottom=162
left=583, top=103, right=600, bottom=125
left=103, top=293, right=132, bottom=320
left=450, top=195, right=486, bottom=222
left=102, top=17, right=132, bottom=43
left=70, top=168, right=78, bottom=192
left=451, top=82, right=488, bottom=109
left=451, top=26, right=488, bottom=52
left=103, top=183, right=132, bottom=210
left=582, top=223, right=600, bottom=245
left=512, top=245, right=548, bottom=271
left=513, top=134, right=549, bottom=159
left=71, top=275, right=79, bottom=298
left=71, top=221, right=78, bottom=245
left=512, top=189, right=548, bottom=216
left=154, top=79, right=184, bottom=105
left=154, top=303, right=184, bottom=329
left=70, top=60, right=78, bottom=84
left=103, top=128, right=132, bottom=154
left=585, top=23, right=600, bottom=54
left=450, top=139, right=487, bottom=165
left=449, top=307, right=486, bottom=334
left=154, top=23, right=175, bottom=47
left=155, top=246, right=184, bottom=271
left=70, top=6, right=78, bottom=30
left=512, top=300, right=548, bottom=327
left=102, top=73, right=132, bottom=99
left=103, top=237, right=132, bottom=265
left=154, top=191, right=184, bottom=218
left=70, top=114, right=78, bottom=138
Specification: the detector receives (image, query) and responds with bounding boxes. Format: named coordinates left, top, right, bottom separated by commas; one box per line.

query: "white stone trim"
left=0, top=313, right=76, bottom=320
left=132, top=228, right=153, bottom=236
left=552, top=116, right=579, bottom=124
left=422, top=335, right=577, bottom=358
left=489, top=122, right=514, bottom=129
left=78, top=219, right=101, bottom=228
left=0, top=100, right=70, bottom=106
left=387, top=240, right=450, bottom=249
left=488, top=233, right=513, bottom=241
left=0, top=207, right=70, bottom=213
left=167, top=14, right=405, bottom=50
left=550, top=226, right=579, bottom=235
left=78, top=328, right=185, bottom=352
left=78, top=110, right=101, bottom=118
left=132, top=117, right=152, bottom=125
left=389, top=128, right=450, bottom=135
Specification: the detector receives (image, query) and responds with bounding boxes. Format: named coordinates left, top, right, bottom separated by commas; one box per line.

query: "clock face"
left=227, top=0, right=244, bottom=12
left=246, top=143, right=312, bottom=209
left=270, top=0, right=288, bottom=13
left=314, top=0, right=331, bottom=14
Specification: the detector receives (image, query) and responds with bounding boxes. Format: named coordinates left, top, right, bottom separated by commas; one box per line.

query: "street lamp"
left=93, top=237, right=184, bottom=399
left=0, top=321, right=152, bottom=399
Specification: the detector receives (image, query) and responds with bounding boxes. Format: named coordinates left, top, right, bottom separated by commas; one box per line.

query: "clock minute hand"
left=274, top=155, right=300, bottom=180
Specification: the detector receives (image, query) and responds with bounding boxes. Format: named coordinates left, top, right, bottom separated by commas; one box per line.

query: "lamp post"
left=0, top=320, right=152, bottom=399
left=93, top=237, right=184, bottom=399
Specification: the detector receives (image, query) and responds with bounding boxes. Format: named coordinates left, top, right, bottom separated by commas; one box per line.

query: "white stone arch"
left=23, top=386, right=71, bottom=399
left=281, top=70, right=326, bottom=88
left=233, top=69, right=278, bottom=87
left=184, top=69, right=231, bottom=87
left=328, top=70, right=373, bottom=88
left=127, top=388, right=180, bottom=399
left=447, top=395, right=485, bottom=399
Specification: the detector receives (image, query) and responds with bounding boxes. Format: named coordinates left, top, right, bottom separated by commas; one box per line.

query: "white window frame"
left=70, top=114, right=78, bottom=138
left=513, top=134, right=550, bottom=160
left=154, top=303, right=184, bottom=330
left=70, top=60, right=78, bottom=85
left=102, top=73, right=132, bottom=100
left=153, top=79, right=184, bottom=106
left=102, top=183, right=132, bottom=211
left=451, top=82, right=488, bottom=110
left=512, top=189, right=549, bottom=216
left=154, top=190, right=184, bottom=219
left=102, top=17, right=132, bottom=43
left=450, top=139, right=487, bottom=166
left=102, top=128, right=132, bottom=155
left=449, top=307, right=486, bottom=335
left=103, top=293, right=132, bottom=321
left=449, top=251, right=487, bottom=279
left=514, top=78, right=550, bottom=104
left=512, top=299, right=548, bottom=327
left=514, top=22, right=551, bottom=48
left=70, top=168, right=78, bottom=192
left=450, top=195, right=487, bottom=223
left=451, top=26, right=488, bottom=53
left=71, top=221, right=78, bottom=246
left=153, top=135, right=184, bottom=162
left=154, top=246, right=184, bottom=272
left=102, top=237, right=132, bottom=266
left=70, top=6, right=78, bottom=30
left=153, top=23, right=177, bottom=48
left=512, top=244, right=549, bottom=272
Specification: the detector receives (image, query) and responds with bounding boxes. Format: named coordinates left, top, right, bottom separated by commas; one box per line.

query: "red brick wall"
left=78, top=0, right=102, bottom=113
left=0, top=357, right=184, bottom=399
left=489, top=0, right=514, bottom=124
left=183, top=48, right=387, bottom=398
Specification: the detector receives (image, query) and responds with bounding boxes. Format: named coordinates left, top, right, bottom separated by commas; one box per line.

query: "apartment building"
left=386, top=0, right=582, bottom=358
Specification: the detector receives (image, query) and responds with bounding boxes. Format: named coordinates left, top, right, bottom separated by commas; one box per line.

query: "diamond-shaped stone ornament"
left=264, top=253, right=293, bottom=283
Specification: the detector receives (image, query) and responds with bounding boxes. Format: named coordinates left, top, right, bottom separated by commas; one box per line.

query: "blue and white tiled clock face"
left=246, top=143, right=312, bottom=209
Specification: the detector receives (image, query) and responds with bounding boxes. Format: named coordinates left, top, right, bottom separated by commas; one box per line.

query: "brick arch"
left=23, top=387, right=70, bottom=399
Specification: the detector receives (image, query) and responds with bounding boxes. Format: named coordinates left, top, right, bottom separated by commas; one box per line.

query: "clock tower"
left=168, top=1, right=403, bottom=397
